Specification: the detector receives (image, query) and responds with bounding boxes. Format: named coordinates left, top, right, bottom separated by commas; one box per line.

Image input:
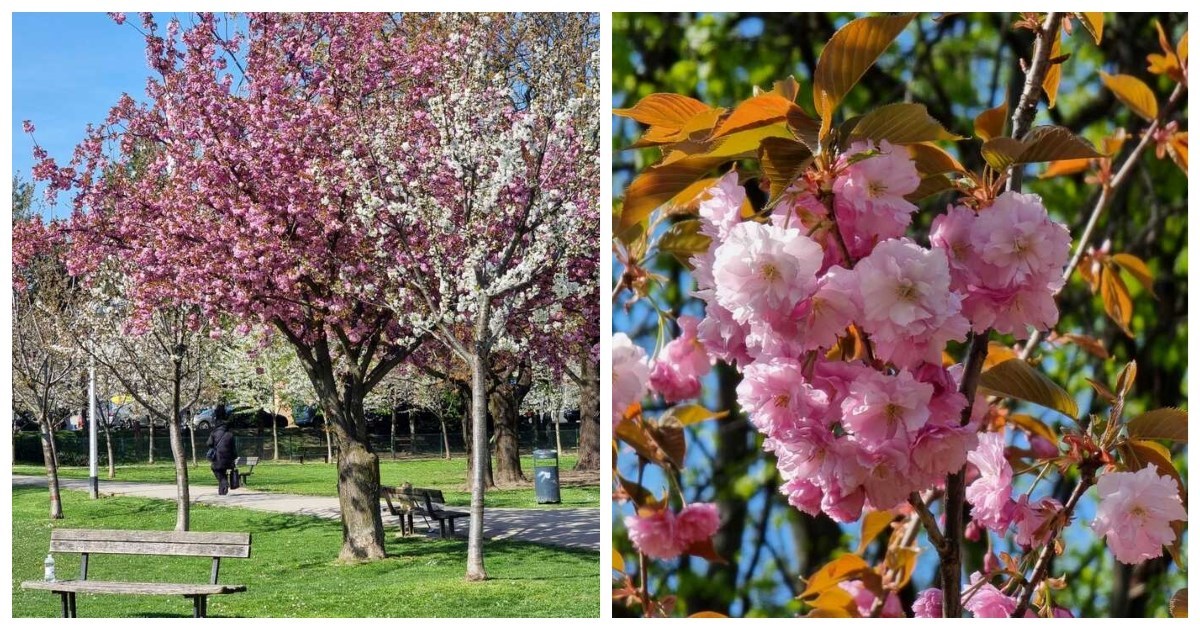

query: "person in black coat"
left=206, top=409, right=237, bottom=495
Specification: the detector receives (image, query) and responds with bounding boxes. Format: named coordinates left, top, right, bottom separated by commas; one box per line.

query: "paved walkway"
left=12, top=475, right=599, bottom=552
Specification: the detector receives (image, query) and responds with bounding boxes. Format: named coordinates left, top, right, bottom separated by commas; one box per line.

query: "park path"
left=12, top=475, right=599, bottom=552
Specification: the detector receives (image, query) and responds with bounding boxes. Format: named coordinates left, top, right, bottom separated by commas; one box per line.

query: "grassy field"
left=13, top=454, right=599, bottom=509
left=11, top=487, right=600, bottom=617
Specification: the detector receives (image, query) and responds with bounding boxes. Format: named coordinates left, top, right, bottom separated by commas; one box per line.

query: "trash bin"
left=533, top=449, right=561, bottom=504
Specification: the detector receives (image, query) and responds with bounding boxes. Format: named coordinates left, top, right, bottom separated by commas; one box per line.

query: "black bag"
left=230, top=469, right=241, bottom=490
left=206, top=447, right=217, bottom=462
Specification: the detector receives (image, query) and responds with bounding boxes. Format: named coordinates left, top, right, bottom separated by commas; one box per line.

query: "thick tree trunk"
left=311, top=386, right=386, bottom=562
left=489, top=391, right=524, bottom=484
left=466, top=351, right=490, bottom=581
left=170, top=356, right=191, bottom=531
left=574, top=354, right=600, bottom=471
left=38, top=414, right=64, bottom=520
left=333, top=432, right=387, bottom=562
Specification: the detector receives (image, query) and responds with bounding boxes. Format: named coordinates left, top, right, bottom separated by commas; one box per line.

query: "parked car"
left=292, top=404, right=325, bottom=428
left=189, top=404, right=287, bottom=431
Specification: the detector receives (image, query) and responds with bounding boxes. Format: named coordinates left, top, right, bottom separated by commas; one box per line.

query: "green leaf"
left=979, top=358, right=1079, bottom=419
left=657, top=219, right=711, bottom=268
left=847, top=102, right=962, bottom=145
left=759, top=137, right=814, bottom=210
left=1013, top=126, right=1104, bottom=165
left=812, top=13, right=916, bottom=139
left=1127, top=408, right=1188, bottom=443
left=1100, top=72, right=1158, bottom=122
left=981, top=137, right=1026, bottom=171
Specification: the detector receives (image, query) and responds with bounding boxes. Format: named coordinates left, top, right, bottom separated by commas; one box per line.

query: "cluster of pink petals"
left=838, top=580, right=903, bottom=617
left=964, top=432, right=1015, bottom=530
left=915, top=580, right=1074, bottom=618
left=931, top=192, right=1070, bottom=339
left=690, top=148, right=990, bottom=523
left=612, top=333, right=649, bottom=426
left=1091, top=467, right=1188, bottom=564
left=648, top=315, right=712, bottom=403
left=624, top=503, right=720, bottom=560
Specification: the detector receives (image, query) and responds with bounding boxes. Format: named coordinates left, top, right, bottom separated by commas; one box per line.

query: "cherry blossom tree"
left=612, top=12, right=1186, bottom=618
left=344, top=13, right=599, bottom=579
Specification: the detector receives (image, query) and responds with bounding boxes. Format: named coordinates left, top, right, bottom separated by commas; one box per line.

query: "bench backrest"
left=50, top=529, right=252, bottom=558
left=235, top=456, right=259, bottom=467
left=408, top=488, right=444, bottom=506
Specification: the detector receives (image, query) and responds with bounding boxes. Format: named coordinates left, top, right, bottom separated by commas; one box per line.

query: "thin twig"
left=1009, top=462, right=1098, bottom=617
left=1019, top=81, right=1187, bottom=359
left=909, top=491, right=947, bottom=551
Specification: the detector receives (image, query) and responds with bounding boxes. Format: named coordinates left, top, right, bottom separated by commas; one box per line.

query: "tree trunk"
left=463, top=405, right=494, bottom=489
left=325, top=420, right=333, bottom=464
left=440, top=415, right=451, bottom=460
left=555, top=408, right=563, bottom=457
left=489, top=391, right=524, bottom=484
left=466, top=350, right=490, bottom=581
left=103, top=420, right=116, bottom=479
left=391, top=407, right=398, bottom=459
left=332, top=430, right=387, bottom=562
left=574, top=353, right=600, bottom=471
left=148, top=419, right=155, bottom=464
left=38, top=414, right=64, bottom=520
left=170, top=355, right=191, bottom=531
left=189, top=422, right=197, bottom=467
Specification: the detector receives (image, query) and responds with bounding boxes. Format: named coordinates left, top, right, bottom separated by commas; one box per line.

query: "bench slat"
left=21, top=580, right=246, bottom=596
left=51, top=540, right=251, bottom=558
left=51, top=529, right=250, bottom=545
left=50, top=530, right=250, bottom=558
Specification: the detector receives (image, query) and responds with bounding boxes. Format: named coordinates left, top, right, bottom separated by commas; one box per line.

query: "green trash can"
left=533, top=449, right=561, bottom=504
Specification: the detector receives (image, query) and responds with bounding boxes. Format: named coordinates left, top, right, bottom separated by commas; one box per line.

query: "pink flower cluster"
left=687, top=143, right=1072, bottom=524
left=964, top=431, right=1063, bottom=548
left=612, top=333, right=650, bottom=426
left=687, top=151, right=983, bottom=521
left=624, top=503, right=720, bottom=560
left=648, top=315, right=712, bottom=403
left=931, top=192, right=1070, bottom=339
left=1091, top=467, right=1187, bottom=564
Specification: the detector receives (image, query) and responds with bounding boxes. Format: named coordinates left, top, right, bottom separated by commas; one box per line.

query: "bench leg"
left=59, top=592, right=69, bottom=618
left=70, top=592, right=77, bottom=617
left=192, top=595, right=209, bottom=618
left=448, top=519, right=456, bottom=536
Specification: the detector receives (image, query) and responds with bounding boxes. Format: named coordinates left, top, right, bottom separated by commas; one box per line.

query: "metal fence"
left=12, top=427, right=580, bottom=465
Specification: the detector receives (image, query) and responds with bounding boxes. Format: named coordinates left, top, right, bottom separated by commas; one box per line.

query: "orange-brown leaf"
left=614, top=93, right=712, bottom=129
left=1099, top=264, right=1134, bottom=337
left=619, top=157, right=723, bottom=230
left=812, top=13, right=915, bottom=140
left=1100, top=72, right=1159, bottom=121
left=1042, top=31, right=1063, bottom=109
left=1040, top=158, right=1092, bottom=179
left=974, top=102, right=1008, bottom=141
left=712, top=93, right=795, bottom=138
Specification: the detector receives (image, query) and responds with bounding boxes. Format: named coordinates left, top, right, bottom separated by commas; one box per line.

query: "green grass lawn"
left=13, top=455, right=599, bottom=509
left=11, top=487, right=599, bottom=617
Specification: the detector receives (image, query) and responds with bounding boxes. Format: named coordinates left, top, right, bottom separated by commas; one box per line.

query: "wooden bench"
left=381, top=487, right=468, bottom=538
left=20, top=528, right=251, bottom=618
left=234, top=456, right=259, bottom=486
